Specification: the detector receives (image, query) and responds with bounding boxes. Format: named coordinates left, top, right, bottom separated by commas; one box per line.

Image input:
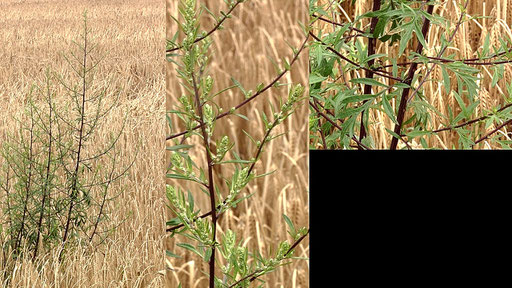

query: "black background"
left=309, top=150, right=509, bottom=285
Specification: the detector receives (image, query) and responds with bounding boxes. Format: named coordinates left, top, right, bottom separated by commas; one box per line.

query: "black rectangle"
left=309, top=150, right=509, bottom=285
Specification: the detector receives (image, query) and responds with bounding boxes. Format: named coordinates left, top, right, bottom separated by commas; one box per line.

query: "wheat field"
left=312, top=0, right=512, bottom=149
left=166, top=0, right=310, bottom=287
left=0, top=0, right=167, bottom=287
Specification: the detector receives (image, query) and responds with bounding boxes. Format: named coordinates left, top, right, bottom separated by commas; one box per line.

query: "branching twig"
left=33, top=76, right=54, bottom=260
left=359, top=0, right=382, bottom=144
left=309, top=32, right=403, bottom=82
left=389, top=0, right=435, bottom=150
left=190, top=68, right=218, bottom=288
left=166, top=34, right=309, bottom=141
left=473, top=119, right=512, bottom=146
left=167, top=0, right=244, bottom=53
left=309, top=101, right=371, bottom=150
left=227, top=229, right=310, bottom=288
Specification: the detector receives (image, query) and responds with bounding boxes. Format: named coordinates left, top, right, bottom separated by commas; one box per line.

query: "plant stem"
left=430, top=103, right=512, bottom=134
left=166, top=34, right=308, bottom=141
left=14, top=103, right=35, bottom=255
left=311, top=14, right=365, bottom=33
left=309, top=32, right=403, bottom=82
left=390, top=1, right=434, bottom=150
left=89, top=154, right=116, bottom=243
left=309, top=101, right=371, bottom=150
left=473, top=119, right=512, bottom=147
left=404, top=0, right=469, bottom=105
left=359, top=0, right=382, bottom=144
left=314, top=99, right=328, bottom=149
left=227, top=229, right=310, bottom=288
left=33, top=79, right=54, bottom=260
left=61, top=19, right=88, bottom=260
left=167, top=0, right=244, bottom=53
left=191, top=70, right=217, bottom=288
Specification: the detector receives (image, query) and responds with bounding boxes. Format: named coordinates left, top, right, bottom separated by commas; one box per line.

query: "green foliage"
left=167, top=1, right=308, bottom=287
left=0, top=12, right=130, bottom=262
left=310, top=0, right=512, bottom=149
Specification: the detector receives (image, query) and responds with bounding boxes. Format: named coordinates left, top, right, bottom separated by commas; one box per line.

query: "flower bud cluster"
left=212, top=135, right=231, bottom=163
left=203, top=104, right=215, bottom=137
left=277, top=84, right=304, bottom=124
left=170, top=152, right=194, bottom=178
left=181, top=0, right=198, bottom=51
left=218, top=167, right=251, bottom=213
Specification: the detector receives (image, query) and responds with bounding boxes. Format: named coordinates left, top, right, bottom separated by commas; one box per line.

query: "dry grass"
left=166, top=0, right=309, bottom=287
left=0, top=0, right=166, bottom=287
left=312, top=0, right=512, bottom=149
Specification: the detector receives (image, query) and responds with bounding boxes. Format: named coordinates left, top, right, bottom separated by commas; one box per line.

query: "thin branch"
left=313, top=99, right=328, bottom=149
left=167, top=0, right=244, bottom=53
left=405, top=0, right=469, bottom=104
left=33, top=76, right=54, bottom=260
left=166, top=34, right=309, bottom=141
left=88, top=152, right=117, bottom=243
left=14, top=102, right=36, bottom=255
left=191, top=67, right=217, bottom=288
left=60, top=17, right=89, bottom=261
left=311, top=13, right=365, bottom=34
left=473, top=119, right=512, bottom=146
left=359, top=0, right=382, bottom=144
left=373, top=51, right=512, bottom=72
left=227, top=229, right=310, bottom=288
left=389, top=1, right=435, bottom=150
left=427, top=103, right=512, bottom=135
left=309, top=101, right=371, bottom=150
left=308, top=32, right=403, bottom=82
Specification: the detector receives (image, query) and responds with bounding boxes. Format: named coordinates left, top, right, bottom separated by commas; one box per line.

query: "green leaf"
left=318, top=58, right=335, bottom=77
left=482, top=33, right=490, bottom=57
left=166, top=114, right=173, bottom=132
left=365, top=53, right=388, bottom=64
left=350, top=78, right=388, bottom=88
left=187, top=191, right=195, bottom=212
left=177, top=243, right=203, bottom=257
left=491, top=64, right=504, bottom=88
left=166, top=174, right=204, bottom=186
left=167, top=217, right=182, bottom=227
left=382, top=94, right=398, bottom=125
left=393, top=82, right=410, bottom=89
left=166, top=144, right=194, bottom=151
left=217, top=159, right=254, bottom=165
left=385, top=128, right=401, bottom=140
left=231, top=77, right=247, bottom=95
left=203, top=247, right=212, bottom=262
left=413, top=20, right=427, bottom=48
left=452, top=91, right=468, bottom=118
left=373, top=17, right=388, bottom=38
left=341, top=94, right=377, bottom=104
left=441, top=66, right=450, bottom=94
left=420, top=137, right=429, bottom=148
left=283, top=214, right=296, bottom=236
left=399, top=25, right=413, bottom=57
left=340, top=115, right=357, bottom=138
left=391, top=58, right=398, bottom=78
left=234, top=113, right=249, bottom=121
left=166, top=173, right=192, bottom=180
left=310, top=74, right=328, bottom=85
left=166, top=250, right=181, bottom=258
left=406, top=130, right=431, bottom=138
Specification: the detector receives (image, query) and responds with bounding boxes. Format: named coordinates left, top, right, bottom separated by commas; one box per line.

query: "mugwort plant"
left=166, top=0, right=309, bottom=287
